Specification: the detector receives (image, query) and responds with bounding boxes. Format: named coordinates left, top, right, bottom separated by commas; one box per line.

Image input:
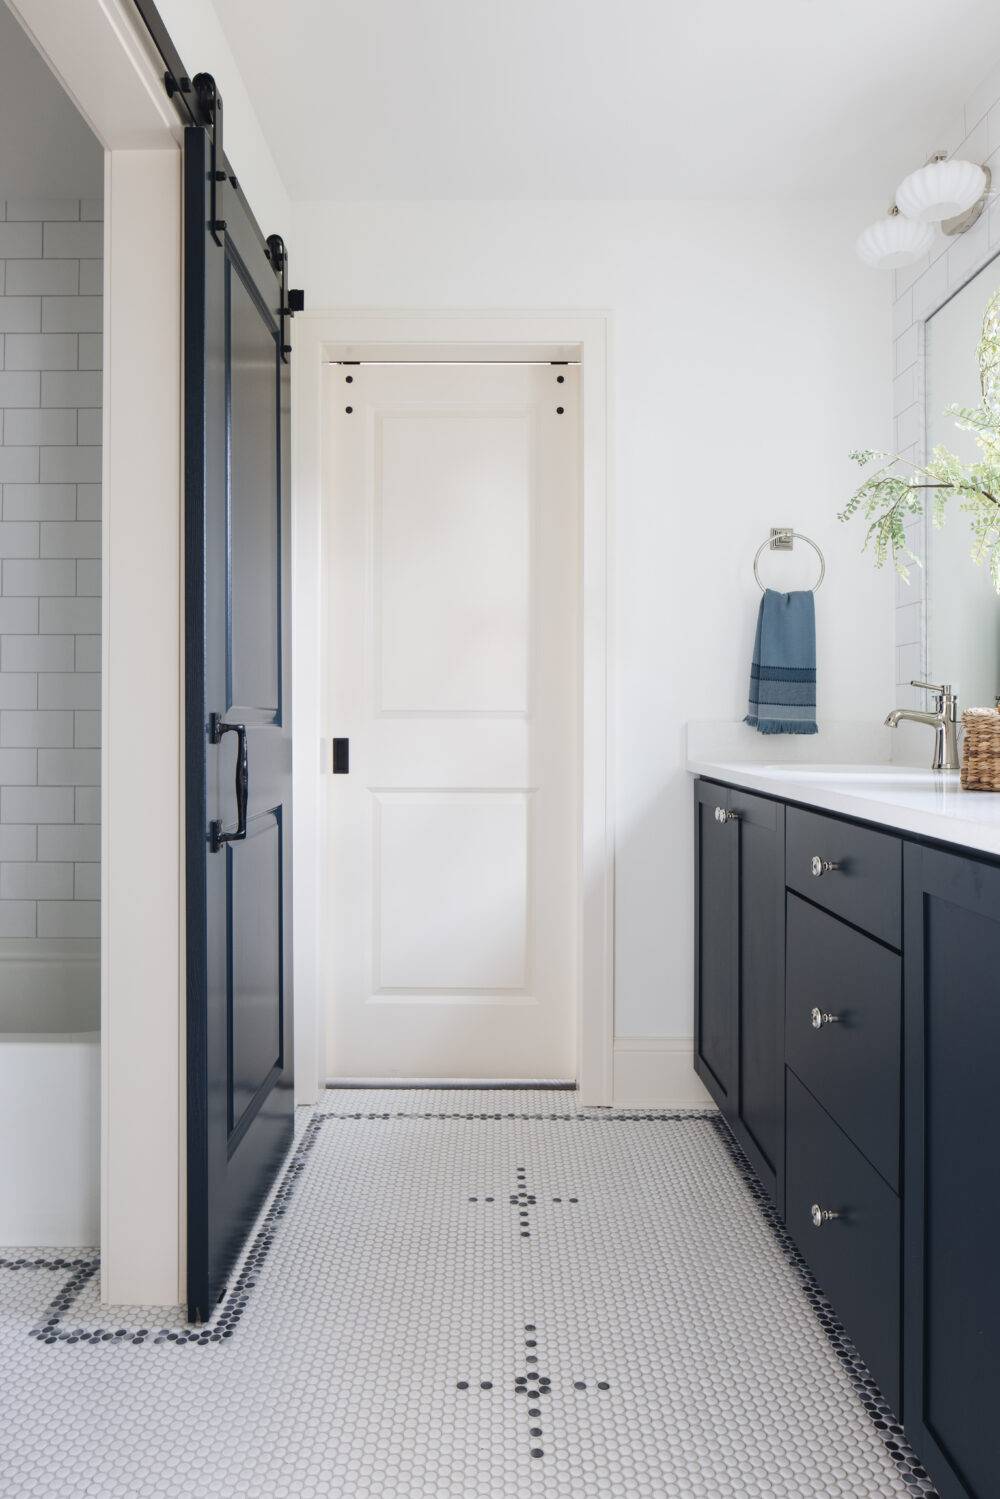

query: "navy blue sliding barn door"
left=184, top=120, right=293, bottom=1322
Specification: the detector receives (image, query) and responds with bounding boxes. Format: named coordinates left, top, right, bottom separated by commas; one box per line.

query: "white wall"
left=153, top=0, right=290, bottom=235
left=293, top=197, right=895, bottom=1049
left=0, top=4, right=106, bottom=196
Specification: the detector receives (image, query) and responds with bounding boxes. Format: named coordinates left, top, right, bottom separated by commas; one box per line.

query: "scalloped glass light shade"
left=855, top=214, right=935, bottom=270
left=896, top=159, right=987, bottom=223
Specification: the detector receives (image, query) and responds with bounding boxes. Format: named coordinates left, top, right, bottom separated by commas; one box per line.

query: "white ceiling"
left=211, top=0, right=1000, bottom=202
left=0, top=3, right=103, bottom=199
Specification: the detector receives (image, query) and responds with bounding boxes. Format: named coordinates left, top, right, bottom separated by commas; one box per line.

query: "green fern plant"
left=840, top=286, right=1000, bottom=591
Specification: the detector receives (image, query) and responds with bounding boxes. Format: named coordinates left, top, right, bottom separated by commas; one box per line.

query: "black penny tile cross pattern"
left=456, top=1319, right=611, bottom=1463
left=467, top=1162, right=580, bottom=1244
left=459, top=1161, right=605, bottom=1462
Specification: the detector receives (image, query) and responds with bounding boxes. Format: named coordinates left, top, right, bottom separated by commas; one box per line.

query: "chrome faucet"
left=884, top=679, right=960, bottom=771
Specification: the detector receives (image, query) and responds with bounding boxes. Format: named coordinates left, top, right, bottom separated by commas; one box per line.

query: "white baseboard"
left=612, top=1036, right=713, bottom=1109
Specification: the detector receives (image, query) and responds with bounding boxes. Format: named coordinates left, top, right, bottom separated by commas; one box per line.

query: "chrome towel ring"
left=753, top=527, right=825, bottom=593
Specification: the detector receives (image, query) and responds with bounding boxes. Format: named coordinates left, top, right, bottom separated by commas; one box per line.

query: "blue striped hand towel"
left=745, top=589, right=818, bottom=735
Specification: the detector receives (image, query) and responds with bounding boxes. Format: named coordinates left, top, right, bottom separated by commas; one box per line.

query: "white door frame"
left=292, top=311, right=614, bottom=1106
left=7, top=0, right=185, bottom=1305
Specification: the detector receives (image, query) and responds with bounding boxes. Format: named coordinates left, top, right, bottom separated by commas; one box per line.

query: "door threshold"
left=326, top=1077, right=577, bottom=1091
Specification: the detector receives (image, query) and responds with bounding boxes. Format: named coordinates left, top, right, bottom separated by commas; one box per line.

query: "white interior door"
left=324, top=362, right=580, bottom=1080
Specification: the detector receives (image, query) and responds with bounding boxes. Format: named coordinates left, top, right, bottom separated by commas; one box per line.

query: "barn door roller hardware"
left=266, top=234, right=305, bottom=364
left=193, top=73, right=225, bottom=245
left=135, top=7, right=306, bottom=337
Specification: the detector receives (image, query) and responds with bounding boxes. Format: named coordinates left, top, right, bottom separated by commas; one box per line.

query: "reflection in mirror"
left=925, top=255, right=1000, bottom=709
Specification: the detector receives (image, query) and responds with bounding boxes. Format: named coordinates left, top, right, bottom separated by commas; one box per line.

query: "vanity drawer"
left=786, top=806, right=901, bottom=947
left=785, top=1070, right=900, bottom=1415
left=785, top=894, right=900, bottom=1189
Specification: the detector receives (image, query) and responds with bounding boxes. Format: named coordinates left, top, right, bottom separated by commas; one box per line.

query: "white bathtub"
left=0, top=941, right=100, bottom=1247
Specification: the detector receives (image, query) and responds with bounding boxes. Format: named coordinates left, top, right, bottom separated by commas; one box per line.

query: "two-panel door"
left=185, top=126, right=293, bottom=1321
left=325, top=362, right=580, bottom=1080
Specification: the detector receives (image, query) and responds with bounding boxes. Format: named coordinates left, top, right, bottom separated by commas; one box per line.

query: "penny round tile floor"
left=0, top=1090, right=936, bottom=1497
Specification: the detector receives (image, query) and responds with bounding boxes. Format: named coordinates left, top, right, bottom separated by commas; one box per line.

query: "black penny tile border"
left=0, top=1257, right=97, bottom=1273
left=13, top=1115, right=326, bottom=1350
left=321, top=1109, right=718, bottom=1122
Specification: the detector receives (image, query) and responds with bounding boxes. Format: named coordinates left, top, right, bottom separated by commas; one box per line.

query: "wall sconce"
left=897, top=154, right=990, bottom=229
left=856, top=207, right=935, bottom=269
left=856, top=153, right=992, bottom=270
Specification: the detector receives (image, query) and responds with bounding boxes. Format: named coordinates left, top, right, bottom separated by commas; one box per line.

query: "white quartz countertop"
left=687, top=758, right=1000, bottom=859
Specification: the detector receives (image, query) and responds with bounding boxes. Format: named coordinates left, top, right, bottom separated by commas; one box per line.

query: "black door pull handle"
left=208, top=711, right=248, bottom=852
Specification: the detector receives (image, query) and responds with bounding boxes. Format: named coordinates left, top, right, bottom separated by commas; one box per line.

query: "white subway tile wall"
left=0, top=197, right=101, bottom=939
left=891, top=61, right=1000, bottom=709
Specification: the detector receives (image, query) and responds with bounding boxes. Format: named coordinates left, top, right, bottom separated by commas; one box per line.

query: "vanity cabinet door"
left=903, top=842, right=1000, bottom=1499
left=732, top=788, right=785, bottom=1203
left=694, top=781, right=738, bottom=1114
left=785, top=1071, right=900, bottom=1415
left=694, top=780, right=784, bottom=1206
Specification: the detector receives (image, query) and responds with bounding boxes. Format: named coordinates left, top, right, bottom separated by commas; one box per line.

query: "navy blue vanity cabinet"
left=694, top=780, right=785, bottom=1205
left=902, top=843, right=1000, bottom=1499
left=694, top=773, right=1000, bottom=1499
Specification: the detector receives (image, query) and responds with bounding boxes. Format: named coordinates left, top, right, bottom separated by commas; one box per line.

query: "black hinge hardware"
left=332, top=738, right=350, bottom=775
left=193, top=73, right=225, bottom=245
left=266, top=235, right=305, bottom=365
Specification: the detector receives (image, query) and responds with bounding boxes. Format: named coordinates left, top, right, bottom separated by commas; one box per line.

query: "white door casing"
left=325, top=362, right=580, bottom=1079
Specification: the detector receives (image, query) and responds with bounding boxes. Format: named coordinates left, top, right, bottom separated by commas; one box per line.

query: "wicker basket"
left=961, top=707, right=1000, bottom=790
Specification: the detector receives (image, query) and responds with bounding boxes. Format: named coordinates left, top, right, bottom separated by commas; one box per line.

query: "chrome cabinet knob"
left=714, top=806, right=739, bottom=824
left=810, top=1203, right=840, bottom=1229
left=811, top=855, right=840, bottom=877
left=811, top=1007, right=841, bottom=1029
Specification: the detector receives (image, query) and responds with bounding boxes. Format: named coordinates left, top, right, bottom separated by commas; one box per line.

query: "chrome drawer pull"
left=811, top=1007, right=841, bottom=1029
left=714, top=806, right=739, bottom=824
left=810, top=1203, right=841, bottom=1228
left=811, top=855, right=840, bottom=877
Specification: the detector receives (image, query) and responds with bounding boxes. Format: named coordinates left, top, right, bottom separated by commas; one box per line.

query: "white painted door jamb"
left=292, top=311, right=614, bottom=1107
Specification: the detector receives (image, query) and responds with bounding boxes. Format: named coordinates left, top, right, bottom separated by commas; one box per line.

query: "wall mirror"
left=924, top=253, right=1000, bottom=709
